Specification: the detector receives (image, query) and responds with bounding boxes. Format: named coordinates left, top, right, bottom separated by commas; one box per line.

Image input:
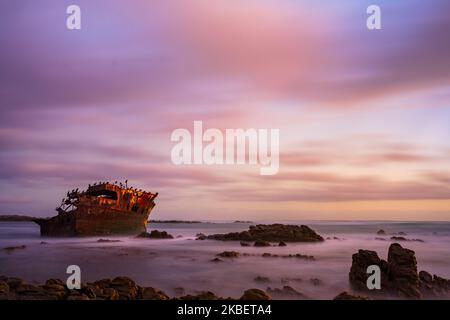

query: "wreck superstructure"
left=34, top=182, right=158, bottom=236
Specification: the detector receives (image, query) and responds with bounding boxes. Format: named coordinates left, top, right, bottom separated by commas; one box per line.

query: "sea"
left=1, top=221, right=449, bottom=299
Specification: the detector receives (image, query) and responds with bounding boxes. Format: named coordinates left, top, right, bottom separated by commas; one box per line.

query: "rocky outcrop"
left=217, top=251, right=240, bottom=258
left=390, top=236, right=424, bottom=242
left=137, top=230, right=173, bottom=239
left=240, top=289, right=271, bottom=300
left=2, top=245, right=26, bottom=253
left=0, top=276, right=172, bottom=300
left=349, top=249, right=388, bottom=291
left=376, top=229, right=386, bottom=235
left=349, top=243, right=450, bottom=299
left=419, top=271, right=450, bottom=297
left=260, top=253, right=315, bottom=260
left=207, top=224, right=324, bottom=242
left=333, top=291, right=368, bottom=300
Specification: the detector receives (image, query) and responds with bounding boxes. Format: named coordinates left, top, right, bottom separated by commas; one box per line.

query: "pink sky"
left=0, top=0, right=449, bottom=220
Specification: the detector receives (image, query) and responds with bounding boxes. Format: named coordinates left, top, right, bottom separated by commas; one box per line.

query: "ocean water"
left=0, top=221, right=449, bottom=299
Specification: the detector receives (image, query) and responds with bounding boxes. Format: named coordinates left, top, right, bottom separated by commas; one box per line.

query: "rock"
left=97, top=287, right=119, bottom=300
left=310, top=278, right=322, bottom=286
left=97, top=239, right=122, bottom=243
left=15, top=283, right=55, bottom=300
left=0, top=281, right=9, bottom=299
left=418, top=271, right=450, bottom=297
left=333, top=291, right=368, bottom=300
left=210, top=258, right=223, bottom=263
left=293, top=254, right=315, bottom=260
left=109, top=276, right=138, bottom=300
left=179, top=291, right=219, bottom=300
left=137, top=230, right=174, bottom=239
left=195, top=233, right=206, bottom=240
left=40, top=241, right=48, bottom=245
left=391, top=236, right=408, bottom=241
left=3, top=245, right=26, bottom=253
left=240, top=241, right=251, bottom=247
left=278, top=241, right=287, bottom=247
left=45, top=279, right=65, bottom=286
left=240, top=289, right=271, bottom=300
left=254, top=240, right=271, bottom=247
left=387, top=243, right=421, bottom=298
left=217, top=251, right=240, bottom=258
left=376, top=229, right=386, bottom=235
left=348, top=243, right=432, bottom=298
left=254, top=276, right=270, bottom=283
left=349, top=249, right=388, bottom=291
left=390, top=236, right=424, bottom=242
left=6, top=277, right=24, bottom=290
left=42, top=282, right=67, bottom=300
left=66, top=292, right=90, bottom=300
left=80, top=285, right=97, bottom=299
left=207, top=224, right=324, bottom=242
left=140, top=287, right=169, bottom=300
left=266, top=286, right=306, bottom=298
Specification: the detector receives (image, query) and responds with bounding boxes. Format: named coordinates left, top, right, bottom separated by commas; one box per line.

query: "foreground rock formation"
left=349, top=243, right=450, bottom=299
left=207, top=224, right=324, bottom=242
left=0, top=276, right=273, bottom=300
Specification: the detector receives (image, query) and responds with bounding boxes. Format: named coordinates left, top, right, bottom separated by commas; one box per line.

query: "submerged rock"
left=254, top=276, right=270, bottom=283
left=97, top=239, right=122, bottom=243
left=266, top=286, right=307, bottom=298
left=195, top=233, right=206, bottom=240
left=390, top=236, right=424, bottom=242
left=376, top=229, right=386, bottom=235
left=254, top=240, right=271, bottom=247
left=333, top=291, right=368, bottom=300
left=2, top=245, right=26, bottom=253
left=217, top=251, right=240, bottom=258
left=137, top=230, right=174, bottom=239
left=207, top=224, right=324, bottom=242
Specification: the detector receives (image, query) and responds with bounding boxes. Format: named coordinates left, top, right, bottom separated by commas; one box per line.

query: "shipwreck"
left=34, top=181, right=158, bottom=236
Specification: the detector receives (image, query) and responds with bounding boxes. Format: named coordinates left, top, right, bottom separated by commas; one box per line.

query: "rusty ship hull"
left=34, top=182, right=157, bottom=237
